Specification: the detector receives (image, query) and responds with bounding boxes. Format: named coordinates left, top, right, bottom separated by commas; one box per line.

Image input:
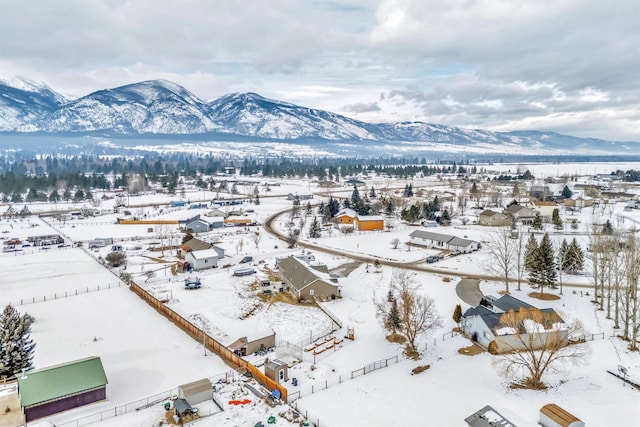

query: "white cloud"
left=0, top=0, right=637, bottom=140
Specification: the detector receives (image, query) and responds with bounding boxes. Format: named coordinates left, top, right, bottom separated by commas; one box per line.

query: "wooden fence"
left=129, top=281, right=288, bottom=401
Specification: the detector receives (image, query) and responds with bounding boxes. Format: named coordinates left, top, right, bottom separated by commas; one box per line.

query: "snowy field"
left=1, top=162, right=639, bottom=426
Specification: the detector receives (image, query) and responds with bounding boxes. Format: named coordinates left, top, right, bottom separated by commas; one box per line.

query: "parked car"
left=426, top=255, right=443, bottom=263
left=450, top=250, right=461, bottom=256
left=240, top=256, right=253, bottom=264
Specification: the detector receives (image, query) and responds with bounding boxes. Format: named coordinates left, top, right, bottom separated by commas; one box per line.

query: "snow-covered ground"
left=1, top=164, right=639, bottom=426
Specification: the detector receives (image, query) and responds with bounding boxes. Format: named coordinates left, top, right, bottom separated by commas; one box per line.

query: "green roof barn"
left=17, top=356, right=108, bottom=421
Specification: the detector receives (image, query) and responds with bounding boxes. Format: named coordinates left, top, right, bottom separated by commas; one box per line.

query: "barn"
left=17, top=356, right=108, bottom=422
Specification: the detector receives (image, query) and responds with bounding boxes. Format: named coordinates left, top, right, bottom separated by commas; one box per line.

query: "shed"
left=540, top=404, right=584, bottom=427
left=265, top=359, right=289, bottom=384
left=227, top=329, right=276, bottom=356
left=173, top=398, right=197, bottom=421
left=17, top=356, right=108, bottom=422
left=178, top=378, right=212, bottom=405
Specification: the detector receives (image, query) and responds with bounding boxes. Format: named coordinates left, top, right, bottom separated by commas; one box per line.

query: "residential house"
left=17, top=356, right=108, bottom=422
left=286, top=193, right=313, bottom=200
left=180, top=237, right=211, bottom=254
left=278, top=256, right=340, bottom=302
left=334, top=208, right=357, bottom=226
left=355, top=215, right=384, bottom=231
left=226, top=329, right=276, bottom=357
left=185, top=217, right=215, bottom=233
left=530, top=200, right=558, bottom=222
left=478, top=210, right=510, bottom=226
left=408, top=230, right=479, bottom=253
left=503, top=204, right=537, bottom=225
left=205, top=208, right=228, bottom=218
left=185, top=248, right=219, bottom=270
left=460, top=295, right=567, bottom=353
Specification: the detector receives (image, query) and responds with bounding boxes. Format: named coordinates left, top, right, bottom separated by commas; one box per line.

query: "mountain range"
left=0, top=76, right=638, bottom=155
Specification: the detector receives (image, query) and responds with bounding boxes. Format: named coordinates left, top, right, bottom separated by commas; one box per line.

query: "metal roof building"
left=17, top=356, right=108, bottom=422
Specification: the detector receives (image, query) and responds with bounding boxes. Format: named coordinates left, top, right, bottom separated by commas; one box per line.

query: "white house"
left=185, top=248, right=219, bottom=270
left=409, top=230, right=479, bottom=253
left=460, top=294, right=567, bottom=353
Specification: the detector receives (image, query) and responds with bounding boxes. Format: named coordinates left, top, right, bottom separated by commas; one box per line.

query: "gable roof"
left=18, top=356, right=108, bottom=407
left=187, top=248, right=219, bottom=260
left=492, top=294, right=535, bottom=312
left=479, top=210, right=505, bottom=218
left=356, top=215, right=384, bottom=221
left=278, top=256, right=337, bottom=291
left=182, top=237, right=212, bottom=251
left=540, top=403, right=581, bottom=426
left=179, top=378, right=212, bottom=397
left=448, top=237, right=476, bottom=247
left=408, top=230, right=454, bottom=242
left=335, top=208, right=357, bottom=218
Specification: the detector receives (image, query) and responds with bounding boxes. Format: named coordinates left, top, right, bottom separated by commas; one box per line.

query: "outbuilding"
left=17, top=356, right=108, bottom=422
left=539, top=404, right=584, bottom=427
left=178, top=378, right=213, bottom=405
left=264, top=359, right=289, bottom=384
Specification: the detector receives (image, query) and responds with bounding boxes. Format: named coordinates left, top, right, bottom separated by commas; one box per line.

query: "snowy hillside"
left=0, top=76, right=638, bottom=154
left=0, top=76, right=67, bottom=131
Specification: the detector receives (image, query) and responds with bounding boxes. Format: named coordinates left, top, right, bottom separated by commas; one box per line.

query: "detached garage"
left=18, top=356, right=108, bottom=422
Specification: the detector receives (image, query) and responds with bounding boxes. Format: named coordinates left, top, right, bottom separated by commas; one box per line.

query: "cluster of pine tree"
left=0, top=304, right=36, bottom=379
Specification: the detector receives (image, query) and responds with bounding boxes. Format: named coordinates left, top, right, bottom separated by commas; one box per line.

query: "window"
left=279, top=369, right=284, bottom=381
left=310, top=290, right=315, bottom=296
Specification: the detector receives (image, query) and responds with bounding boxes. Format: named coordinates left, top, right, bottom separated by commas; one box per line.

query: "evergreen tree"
left=291, top=196, right=301, bottom=218
left=305, top=201, right=312, bottom=216
left=327, top=197, right=340, bottom=217
left=308, top=216, right=321, bottom=239
left=369, top=186, right=376, bottom=198
left=558, top=238, right=570, bottom=271
left=528, top=233, right=557, bottom=295
left=566, top=238, right=585, bottom=273
left=0, top=304, right=35, bottom=378
left=452, top=304, right=463, bottom=326
left=561, top=185, right=573, bottom=198
left=386, top=297, right=402, bottom=334
left=524, top=234, right=539, bottom=270
left=532, top=211, right=543, bottom=230
left=254, top=194, right=260, bottom=205
left=552, top=208, right=563, bottom=230
left=317, top=201, right=326, bottom=216
left=385, top=200, right=395, bottom=217
left=440, top=209, right=451, bottom=225
left=603, top=219, right=613, bottom=234
left=571, top=218, right=579, bottom=231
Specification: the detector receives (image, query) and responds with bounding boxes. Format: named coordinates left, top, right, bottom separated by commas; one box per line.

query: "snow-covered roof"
left=187, top=248, right=219, bottom=260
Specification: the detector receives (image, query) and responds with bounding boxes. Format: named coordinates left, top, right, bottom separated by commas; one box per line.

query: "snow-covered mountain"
left=207, top=92, right=380, bottom=140
left=0, top=77, right=637, bottom=154
left=33, top=80, right=221, bottom=134
left=0, top=76, right=67, bottom=131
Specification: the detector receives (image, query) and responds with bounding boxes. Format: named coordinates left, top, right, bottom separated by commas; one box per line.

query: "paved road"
left=262, top=208, right=593, bottom=291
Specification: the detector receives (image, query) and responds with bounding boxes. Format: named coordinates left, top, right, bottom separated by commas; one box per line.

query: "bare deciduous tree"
left=154, top=224, right=172, bottom=257
left=391, top=238, right=400, bottom=249
left=492, top=308, right=588, bottom=389
left=377, top=271, right=442, bottom=354
left=485, top=227, right=517, bottom=293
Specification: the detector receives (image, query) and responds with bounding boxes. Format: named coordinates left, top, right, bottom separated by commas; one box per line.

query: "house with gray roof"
left=278, top=256, right=340, bottom=302
left=461, top=295, right=566, bottom=353
left=503, top=204, right=536, bottom=225
left=409, top=230, right=479, bottom=253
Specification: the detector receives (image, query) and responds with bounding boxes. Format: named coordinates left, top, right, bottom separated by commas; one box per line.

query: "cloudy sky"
left=1, top=0, right=638, bottom=141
